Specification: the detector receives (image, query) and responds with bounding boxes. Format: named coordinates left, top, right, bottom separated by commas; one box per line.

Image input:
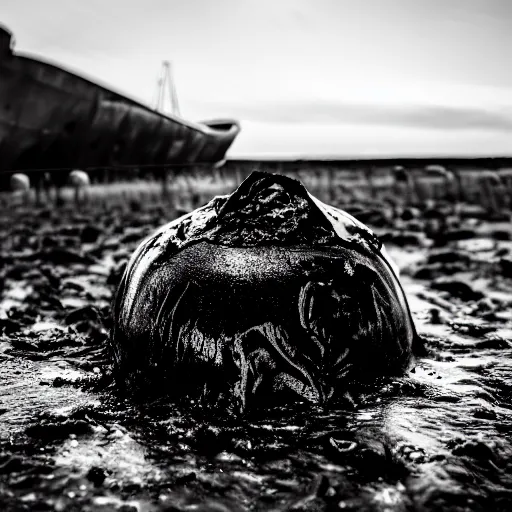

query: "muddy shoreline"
left=1, top=192, right=512, bottom=511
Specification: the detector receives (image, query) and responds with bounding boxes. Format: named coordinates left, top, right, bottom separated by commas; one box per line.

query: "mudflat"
left=1, top=188, right=511, bottom=511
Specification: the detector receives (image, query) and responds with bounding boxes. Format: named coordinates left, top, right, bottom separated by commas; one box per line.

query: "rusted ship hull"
left=0, top=26, right=240, bottom=180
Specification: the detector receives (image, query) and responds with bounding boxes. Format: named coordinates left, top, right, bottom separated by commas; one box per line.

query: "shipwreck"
left=0, top=25, right=240, bottom=184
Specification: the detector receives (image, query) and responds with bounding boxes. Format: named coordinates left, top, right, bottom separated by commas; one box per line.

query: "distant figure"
left=392, top=165, right=416, bottom=204
left=425, top=164, right=459, bottom=202
left=10, top=172, right=30, bottom=192
left=10, top=173, right=31, bottom=205
left=68, top=169, right=90, bottom=205
left=478, top=170, right=505, bottom=217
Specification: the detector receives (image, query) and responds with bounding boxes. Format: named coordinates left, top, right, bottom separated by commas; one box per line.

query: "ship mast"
left=153, top=60, right=180, bottom=116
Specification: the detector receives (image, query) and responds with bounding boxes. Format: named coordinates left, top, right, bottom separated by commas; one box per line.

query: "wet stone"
left=431, top=278, right=485, bottom=302
left=0, top=318, right=22, bottom=334
left=65, top=306, right=102, bottom=326
left=117, top=505, right=138, bottom=512
left=427, top=250, right=471, bottom=265
left=25, top=419, right=94, bottom=440
left=389, top=232, right=425, bottom=247
left=81, top=225, right=102, bottom=244
left=499, top=257, right=512, bottom=278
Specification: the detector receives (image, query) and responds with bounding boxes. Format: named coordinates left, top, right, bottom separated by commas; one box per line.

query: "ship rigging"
left=153, top=60, right=180, bottom=116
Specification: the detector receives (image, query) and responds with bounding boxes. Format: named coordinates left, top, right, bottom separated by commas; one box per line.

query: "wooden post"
left=161, top=166, right=169, bottom=202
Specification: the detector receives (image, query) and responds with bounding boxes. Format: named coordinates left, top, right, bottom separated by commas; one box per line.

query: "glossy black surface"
left=112, top=172, right=416, bottom=410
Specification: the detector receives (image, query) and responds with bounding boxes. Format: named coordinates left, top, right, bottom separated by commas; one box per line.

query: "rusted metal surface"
left=0, top=25, right=240, bottom=182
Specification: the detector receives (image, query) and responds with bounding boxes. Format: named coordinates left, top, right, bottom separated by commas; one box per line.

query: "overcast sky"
left=3, top=0, right=512, bottom=158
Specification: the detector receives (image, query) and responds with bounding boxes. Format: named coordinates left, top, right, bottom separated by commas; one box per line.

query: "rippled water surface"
left=1, top=195, right=511, bottom=511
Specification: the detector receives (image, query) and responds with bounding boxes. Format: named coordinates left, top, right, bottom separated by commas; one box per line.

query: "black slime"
left=112, top=172, right=418, bottom=411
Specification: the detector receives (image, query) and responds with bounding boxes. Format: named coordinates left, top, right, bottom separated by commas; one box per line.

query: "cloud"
left=229, top=120, right=512, bottom=159
left=191, top=99, right=512, bottom=132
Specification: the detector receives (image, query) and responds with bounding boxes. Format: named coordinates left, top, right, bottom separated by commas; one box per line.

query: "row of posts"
left=3, top=163, right=512, bottom=216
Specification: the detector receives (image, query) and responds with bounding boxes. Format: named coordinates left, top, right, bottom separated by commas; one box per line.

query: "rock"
left=473, top=407, right=497, bottom=420
left=65, top=306, right=102, bottom=325
left=117, top=505, right=137, bottom=512
left=404, top=220, right=424, bottom=232
left=431, top=279, right=484, bottom=302
left=450, top=439, right=499, bottom=468
left=401, top=207, right=421, bottom=221
left=442, top=229, right=478, bottom=242
left=0, top=456, right=27, bottom=474
left=490, top=230, right=511, bottom=241
left=87, top=466, right=107, bottom=487
left=390, top=232, right=424, bottom=247
left=413, top=263, right=468, bottom=280
left=429, top=308, right=443, bottom=324
left=35, top=248, right=98, bottom=265
left=427, top=250, right=470, bottom=265
left=423, top=207, right=445, bottom=220
left=459, top=204, right=488, bottom=220
left=0, top=318, right=22, bottom=334
left=499, top=258, right=512, bottom=278
left=174, top=472, right=197, bottom=485
left=80, top=225, right=102, bottom=244
left=356, top=210, right=391, bottom=228
left=25, top=419, right=94, bottom=440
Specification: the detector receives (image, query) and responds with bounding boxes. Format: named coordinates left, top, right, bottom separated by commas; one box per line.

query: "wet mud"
left=1, top=190, right=512, bottom=511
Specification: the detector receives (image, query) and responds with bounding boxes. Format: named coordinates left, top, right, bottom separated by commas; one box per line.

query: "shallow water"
left=0, top=198, right=511, bottom=511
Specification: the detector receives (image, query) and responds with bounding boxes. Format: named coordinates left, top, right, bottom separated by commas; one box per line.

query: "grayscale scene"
left=1, top=1, right=511, bottom=510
